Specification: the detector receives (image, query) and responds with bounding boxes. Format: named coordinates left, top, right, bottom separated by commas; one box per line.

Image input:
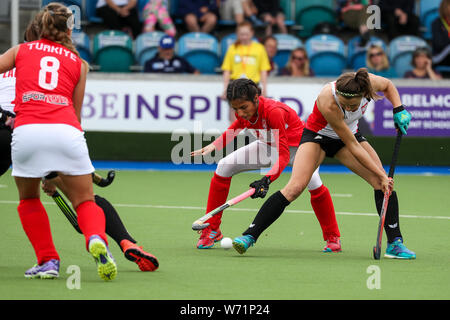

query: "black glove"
left=249, top=176, right=271, bottom=199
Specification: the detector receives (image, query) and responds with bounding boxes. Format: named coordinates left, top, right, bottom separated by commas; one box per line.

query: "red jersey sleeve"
left=212, top=117, right=245, bottom=151
left=265, top=108, right=290, bottom=182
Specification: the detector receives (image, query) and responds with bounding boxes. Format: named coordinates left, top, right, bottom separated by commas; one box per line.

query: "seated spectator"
left=279, top=48, right=314, bottom=77
left=366, top=44, right=397, bottom=78
left=142, top=0, right=177, bottom=37
left=404, top=47, right=442, bottom=80
left=144, top=35, right=200, bottom=74
left=379, top=0, right=420, bottom=40
left=219, top=0, right=245, bottom=24
left=337, top=0, right=370, bottom=46
left=250, top=0, right=287, bottom=36
left=431, top=0, right=450, bottom=78
left=96, top=0, right=142, bottom=39
left=263, top=35, right=279, bottom=76
left=178, top=0, right=219, bottom=34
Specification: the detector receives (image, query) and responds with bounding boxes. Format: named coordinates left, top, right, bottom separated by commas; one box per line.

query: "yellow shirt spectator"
left=221, top=41, right=271, bottom=84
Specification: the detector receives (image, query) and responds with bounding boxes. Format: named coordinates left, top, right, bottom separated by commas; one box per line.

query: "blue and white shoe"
left=385, top=237, right=416, bottom=259
left=88, top=235, right=117, bottom=281
left=232, top=235, right=255, bottom=254
left=25, top=259, right=60, bottom=279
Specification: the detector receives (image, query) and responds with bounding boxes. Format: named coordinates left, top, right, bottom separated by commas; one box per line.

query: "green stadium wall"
left=85, top=132, right=450, bottom=166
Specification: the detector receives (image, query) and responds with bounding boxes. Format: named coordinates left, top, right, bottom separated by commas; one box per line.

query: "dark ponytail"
left=226, top=78, right=261, bottom=103
left=336, top=68, right=382, bottom=101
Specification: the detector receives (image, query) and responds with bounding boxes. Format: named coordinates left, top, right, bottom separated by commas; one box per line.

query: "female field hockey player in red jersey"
left=0, top=3, right=117, bottom=280
left=232, top=69, right=416, bottom=259
left=191, top=78, right=341, bottom=252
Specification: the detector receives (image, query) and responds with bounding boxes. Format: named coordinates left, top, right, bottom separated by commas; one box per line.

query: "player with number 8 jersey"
left=0, top=3, right=117, bottom=281
left=14, top=38, right=82, bottom=130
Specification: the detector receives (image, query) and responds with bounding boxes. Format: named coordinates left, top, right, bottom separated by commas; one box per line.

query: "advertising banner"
left=82, top=78, right=450, bottom=137
left=81, top=79, right=323, bottom=133
left=373, top=86, right=450, bottom=136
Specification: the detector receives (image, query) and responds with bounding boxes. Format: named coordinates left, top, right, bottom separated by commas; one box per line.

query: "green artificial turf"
left=0, top=170, right=449, bottom=300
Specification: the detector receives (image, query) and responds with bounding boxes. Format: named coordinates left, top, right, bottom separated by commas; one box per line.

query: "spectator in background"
left=96, top=0, right=142, bottom=39
left=221, top=21, right=271, bottom=99
left=251, top=0, right=287, bottom=36
left=144, top=35, right=200, bottom=74
left=279, top=47, right=314, bottom=77
left=142, top=0, right=177, bottom=37
left=219, top=0, right=245, bottom=24
left=366, top=44, right=397, bottom=78
left=431, top=0, right=450, bottom=78
left=404, top=47, right=442, bottom=80
left=337, top=0, right=371, bottom=46
left=263, top=35, right=279, bottom=76
left=178, top=0, right=219, bottom=34
left=379, top=0, right=420, bottom=40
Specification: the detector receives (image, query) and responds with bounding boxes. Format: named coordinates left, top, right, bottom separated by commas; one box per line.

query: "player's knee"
left=215, top=158, right=234, bottom=178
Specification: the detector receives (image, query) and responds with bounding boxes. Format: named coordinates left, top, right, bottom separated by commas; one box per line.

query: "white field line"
left=0, top=200, right=449, bottom=220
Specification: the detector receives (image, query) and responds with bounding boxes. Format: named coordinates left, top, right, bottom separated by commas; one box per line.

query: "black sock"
left=95, top=195, right=136, bottom=250
left=243, top=191, right=291, bottom=241
left=374, top=190, right=402, bottom=243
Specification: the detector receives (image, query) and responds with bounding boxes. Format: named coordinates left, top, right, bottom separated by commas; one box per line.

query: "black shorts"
left=300, top=128, right=368, bottom=158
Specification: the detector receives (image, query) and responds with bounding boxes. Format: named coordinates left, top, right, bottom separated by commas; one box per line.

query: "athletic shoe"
left=24, top=259, right=60, bottom=279
left=384, top=237, right=416, bottom=259
left=323, top=236, right=342, bottom=253
left=121, top=239, right=159, bottom=272
left=88, top=235, right=117, bottom=281
left=196, top=228, right=223, bottom=249
left=232, top=235, right=255, bottom=254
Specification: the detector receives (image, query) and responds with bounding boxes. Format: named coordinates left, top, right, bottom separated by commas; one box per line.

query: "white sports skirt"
left=11, top=123, right=95, bottom=178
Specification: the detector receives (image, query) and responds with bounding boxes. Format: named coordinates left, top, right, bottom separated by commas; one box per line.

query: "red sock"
left=309, top=184, right=340, bottom=240
left=205, top=173, right=232, bottom=230
left=18, top=198, right=60, bottom=265
left=76, top=200, right=107, bottom=250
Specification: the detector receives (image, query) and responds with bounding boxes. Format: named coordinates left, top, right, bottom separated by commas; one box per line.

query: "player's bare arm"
left=368, top=73, right=402, bottom=107
left=72, top=62, right=87, bottom=122
left=0, top=46, right=18, bottom=74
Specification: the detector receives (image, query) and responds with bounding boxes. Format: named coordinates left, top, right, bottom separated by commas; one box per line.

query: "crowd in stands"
left=67, top=0, right=450, bottom=79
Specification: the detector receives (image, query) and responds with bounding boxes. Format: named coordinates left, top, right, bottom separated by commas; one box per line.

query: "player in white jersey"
left=232, top=68, right=416, bottom=259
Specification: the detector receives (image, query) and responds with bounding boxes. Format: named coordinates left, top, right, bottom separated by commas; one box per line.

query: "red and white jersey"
left=13, top=38, right=82, bottom=131
left=306, top=81, right=369, bottom=139
left=0, top=68, right=16, bottom=113
left=213, top=96, right=304, bottom=181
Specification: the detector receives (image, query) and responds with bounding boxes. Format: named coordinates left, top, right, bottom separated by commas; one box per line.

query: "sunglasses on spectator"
left=369, top=52, right=383, bottom=58
left=292, top=56, right=305, bottom=61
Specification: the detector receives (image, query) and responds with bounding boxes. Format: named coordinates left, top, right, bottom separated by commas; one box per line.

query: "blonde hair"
left=285, top=47, right=310, bottom=76
left=366, top=45, right=389, bottom=71
left=336, top=68, right=383, bottom=101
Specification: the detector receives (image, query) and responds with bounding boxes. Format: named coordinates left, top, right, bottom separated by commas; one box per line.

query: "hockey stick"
left=92, top=170, right=115, bottom=187
left=192, top=188, right=256, bottom=231
left=52, top=190, right=82, bottom=234
left=373, top=130, right=403, bottom=260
